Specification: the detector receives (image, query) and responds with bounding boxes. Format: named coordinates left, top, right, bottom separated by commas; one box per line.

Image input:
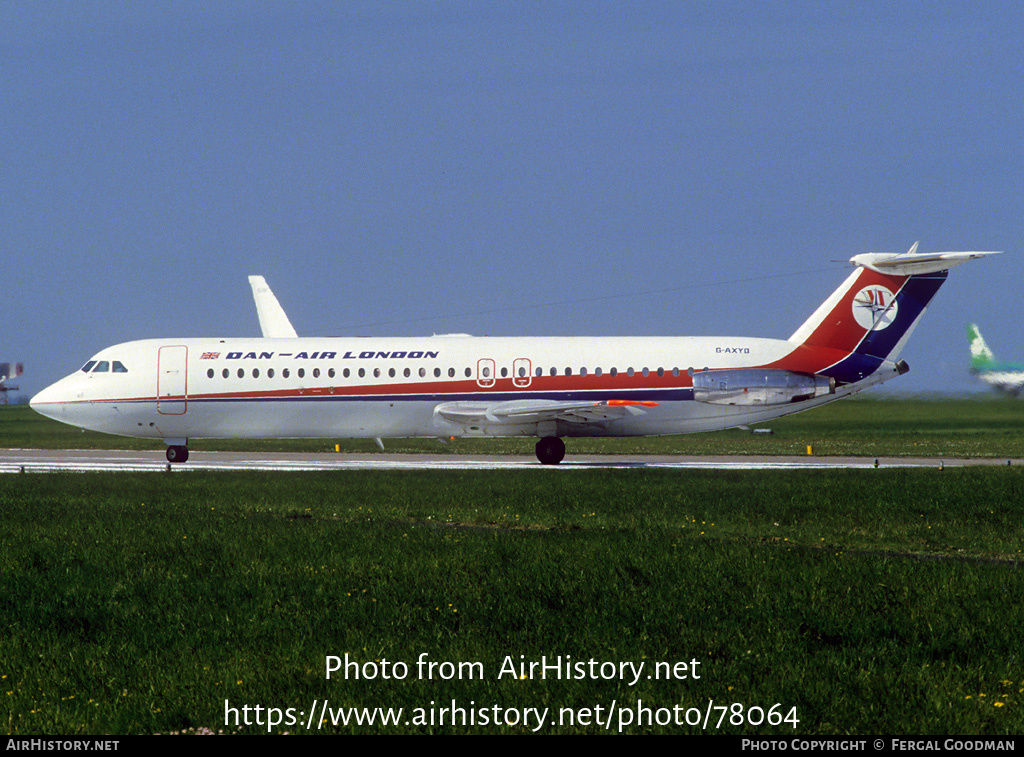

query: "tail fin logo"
left=852, top=285, right=898, bottom=331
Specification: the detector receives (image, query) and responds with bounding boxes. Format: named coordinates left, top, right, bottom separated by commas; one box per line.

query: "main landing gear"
left=166, top=445, right=189, bottom=463
left=535, top=436, right=565, bottom=465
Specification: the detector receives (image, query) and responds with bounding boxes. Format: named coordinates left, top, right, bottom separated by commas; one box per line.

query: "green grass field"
left=1, top=398, right=1023, bottom=735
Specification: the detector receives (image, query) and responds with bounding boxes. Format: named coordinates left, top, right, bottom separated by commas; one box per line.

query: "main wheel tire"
left=535, top=436, right=566, bottom=465
left=166, top=445, right=189, bottom=463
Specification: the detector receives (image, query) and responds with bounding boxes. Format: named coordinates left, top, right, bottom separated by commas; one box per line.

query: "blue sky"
left=4, top=1, right=1021, bottom=398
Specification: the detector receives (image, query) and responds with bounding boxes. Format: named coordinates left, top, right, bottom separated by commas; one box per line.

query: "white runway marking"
left=1, top=449, right=1018, bottom=473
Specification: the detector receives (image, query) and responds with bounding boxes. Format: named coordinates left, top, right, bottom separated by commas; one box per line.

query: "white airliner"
left=31, top=245, right=998, bottom=464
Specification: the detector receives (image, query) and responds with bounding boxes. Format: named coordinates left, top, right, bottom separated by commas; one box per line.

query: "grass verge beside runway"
left=1, top=468, right=1022, bottom=734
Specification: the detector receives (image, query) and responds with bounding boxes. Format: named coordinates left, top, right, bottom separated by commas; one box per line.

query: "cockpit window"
left=81, top=359, right=127, bottom=373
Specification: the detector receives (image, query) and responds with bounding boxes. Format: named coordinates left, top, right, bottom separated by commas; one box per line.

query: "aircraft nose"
left=29, top=380, right=71, bottom=422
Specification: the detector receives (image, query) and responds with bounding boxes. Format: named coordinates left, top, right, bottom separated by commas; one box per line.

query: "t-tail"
left=782, top=243, right=1000, bottom=387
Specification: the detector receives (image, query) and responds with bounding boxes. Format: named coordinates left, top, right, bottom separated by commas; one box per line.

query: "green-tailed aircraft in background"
left=967, top=324, right=1024, bottom=396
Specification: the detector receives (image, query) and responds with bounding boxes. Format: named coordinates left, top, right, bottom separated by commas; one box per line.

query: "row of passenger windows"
left=205, top=366, right=684, bottom=380
left=81, top=360, right=128, bottom=373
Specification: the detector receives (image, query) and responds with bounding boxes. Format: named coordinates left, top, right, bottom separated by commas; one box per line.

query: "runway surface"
left=1, top=448, right=1021, bottom=473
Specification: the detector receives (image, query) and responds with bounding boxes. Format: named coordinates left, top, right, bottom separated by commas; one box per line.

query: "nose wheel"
left=166, top=445, right=189, bottom=463
left=535, top=436, right=565, bottom=465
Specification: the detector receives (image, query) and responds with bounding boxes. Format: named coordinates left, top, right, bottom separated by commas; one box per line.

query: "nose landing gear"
left=166, top=445, right=189, bottom=463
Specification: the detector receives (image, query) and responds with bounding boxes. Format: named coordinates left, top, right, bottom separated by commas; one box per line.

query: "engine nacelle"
left=692, top=369, right=835, bottom=406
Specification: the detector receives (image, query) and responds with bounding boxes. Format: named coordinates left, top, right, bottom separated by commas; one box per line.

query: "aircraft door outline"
left=476, top=358, right=495, bottom=388
left=157, top=345, right=188, bottom=415
left=513, top=358, right=532, bottom=388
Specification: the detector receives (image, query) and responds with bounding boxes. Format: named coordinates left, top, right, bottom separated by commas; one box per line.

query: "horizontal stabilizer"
left=851, top=243, right=1001, bottom=276
left=248, top=276, right=298, bottom=338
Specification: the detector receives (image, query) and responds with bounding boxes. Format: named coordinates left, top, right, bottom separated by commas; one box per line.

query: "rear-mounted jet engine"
left=691, top=368, right=835, bottom=406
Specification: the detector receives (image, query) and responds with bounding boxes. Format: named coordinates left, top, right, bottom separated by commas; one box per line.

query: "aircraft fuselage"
left=32, top=334, right=876, bottom=443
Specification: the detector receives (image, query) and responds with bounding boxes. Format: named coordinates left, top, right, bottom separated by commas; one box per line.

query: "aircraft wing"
left=434, top=398, right=658, bottom=426
left=248, top=276, right=298, bottom=338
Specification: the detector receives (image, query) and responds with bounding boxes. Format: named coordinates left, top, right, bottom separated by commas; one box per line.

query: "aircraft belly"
left=125, top=394, right=847, bottom=440
left=50, top=385, right=857, bottom=442
left=177, top=399, right=441, bottom=439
